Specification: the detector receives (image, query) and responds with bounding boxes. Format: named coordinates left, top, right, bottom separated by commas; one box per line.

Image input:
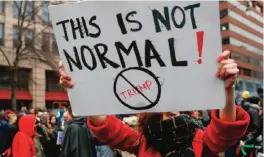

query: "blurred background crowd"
left=0, top=87, right=262, bottom=157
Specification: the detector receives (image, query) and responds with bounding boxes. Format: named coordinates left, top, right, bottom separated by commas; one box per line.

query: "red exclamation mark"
left=196, top=31, right=204, bottom=64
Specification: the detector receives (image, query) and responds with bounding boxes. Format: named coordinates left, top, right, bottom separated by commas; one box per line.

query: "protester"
left=30, top=108, right=36, bottom=114
left=0, top=110, right=18, bottom=157
left=242, top=91, right=250, bottom=100
left=180, top=111, right=206, bottom=129
left=235, top=92, right=244, bottom=106
left=34, top=135, right=45, bottom=157
left=56, top=104, right=67, bottom=129
left=245, top=87, right=263, bottom=105
left=60, top=106, right=97, bottom=157
left=0, top=112, right=5, bottom=121
left=35, top=112, right=49, bottom=157
left=45, top=114, right=61, bottom=157
left=59, top=51, right=250, bottom=157
left=12, top=114, right=36, bottom=157
left=49, top=114, right=58, bottom=130
left=60, top=112, right=68, bottom=131
left=20, top=105, right=28, bottom=115
left=38, top=114, right=52, bottom=157
left=238, top=91, right=263, bottom=157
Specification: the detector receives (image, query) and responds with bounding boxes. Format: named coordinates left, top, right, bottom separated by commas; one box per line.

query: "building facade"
left=220, top=1, right=263, bottom=96
left=0, top=1, right=263, bottom=110
left=0, top=1, right=69, bottom=110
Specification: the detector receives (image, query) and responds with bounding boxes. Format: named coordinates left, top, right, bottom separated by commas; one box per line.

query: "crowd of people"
left=0, top=104, right=125, bottom=157
left=0, top=93, right=262, bottom=157
left=0, top=51, right=262, bottom=157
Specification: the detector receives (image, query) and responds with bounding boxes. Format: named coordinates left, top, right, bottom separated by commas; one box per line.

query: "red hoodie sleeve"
left=12, top=134, right=31, bottom=157
left=203, top=106, right=250, bottom=153
left=87, top=115, right=140, bottom=154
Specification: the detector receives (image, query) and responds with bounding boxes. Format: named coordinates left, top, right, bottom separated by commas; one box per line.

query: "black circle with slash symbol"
left=113, top=67, right=161, bottom=110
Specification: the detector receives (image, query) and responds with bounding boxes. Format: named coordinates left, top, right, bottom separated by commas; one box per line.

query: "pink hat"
left=4, top=110, right=14, bottom=117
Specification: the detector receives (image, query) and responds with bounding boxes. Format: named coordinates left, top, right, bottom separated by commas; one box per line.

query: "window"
left=13, top=27, right=19, bottom=48
left=52, top=35, right=59, bottom=54
left=25, top=30, right=34, bottom=48
left=13, top=1, right=22, bottom=17
left=222, top=38, right=230, bottom=45
left=253, top=71, right=263, bottom=79
left=230, top=52, right=241, bottom=60
left=229, top=38, right=262, bottom=55
left=228, top=11, right=262, bottom=33
left=250, top=58, right=261, bottom=67
left=230, top=52, right=251, bottom=64
left=0, top=66, right=29, bottom=90
left=221, top=23, right=229, bottom=31
left=24, top=1, right=34, bottom=20
left=46, top=71, right=64, bottom=92
left=229, top=23, right=262, bottom=44
left=0, top=24, right=4, bottom=46
left=243, top=68, right=251, bottom=77
left=235, top=80, right=243, bottom=91
left=0, top=1, right=4, bottom=13
left=42, top=33, right=50, bottom=52
left=0, top=66, right=12, bottom=89
left=17, top=68, right=30, bottom=90
left=256, top=4, right=262, bottom=13
left=220, top=9, right=228, bottom=19
left=238, top=67, right=243, bottom=75
left=13, top=1, right=34, bottom=20
left=42, top=1, right=50, bottom=23
left=245, top=81, right=254, bottom=94
left=240, top=55, right=250, bottom=63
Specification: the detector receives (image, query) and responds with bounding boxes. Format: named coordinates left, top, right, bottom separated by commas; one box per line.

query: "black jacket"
left=0, top=120, right=18, bottom=154
left=243, top=103, right=261, bottom=132
left=60, top=117, right=97, bottom=157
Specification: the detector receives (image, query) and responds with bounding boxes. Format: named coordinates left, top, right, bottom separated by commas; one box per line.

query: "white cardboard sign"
left=49, top=1, right=225, bottom=116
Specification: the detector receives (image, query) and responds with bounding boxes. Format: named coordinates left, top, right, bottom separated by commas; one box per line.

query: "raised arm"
left=203, top=51, right=250, bottom=153
left=87, top=115, right=141, bottom=154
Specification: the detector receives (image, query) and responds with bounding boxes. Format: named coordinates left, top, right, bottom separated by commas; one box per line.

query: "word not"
left=63, top=38, right=188, bottom=72
left=120, top=80, right=152, bottom=99
left=152, top=3, right=200, bottom=33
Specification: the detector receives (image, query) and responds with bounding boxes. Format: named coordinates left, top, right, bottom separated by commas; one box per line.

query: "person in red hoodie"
left=59, top=51, right=250, bottom=157
left=12, top=114, right=36, bottom=157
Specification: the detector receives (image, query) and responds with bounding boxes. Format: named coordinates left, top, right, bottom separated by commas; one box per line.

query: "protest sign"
left=49, top=1, right=225, bottom=116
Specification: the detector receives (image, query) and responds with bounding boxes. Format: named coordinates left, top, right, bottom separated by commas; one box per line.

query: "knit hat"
left=242, top=91, right=250, bottom=99
left=4, top=110, right=14, bottom=117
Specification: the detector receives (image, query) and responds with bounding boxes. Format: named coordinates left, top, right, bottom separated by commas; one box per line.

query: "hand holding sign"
left=216, top=51, right=239, bottom=89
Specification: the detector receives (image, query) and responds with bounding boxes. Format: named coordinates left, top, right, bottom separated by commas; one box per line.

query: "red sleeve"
left=87, top=115, right=141, bottom=154
left=203, top=106, right=250, bottom=153
left=12, top=135, right=31, bottom=157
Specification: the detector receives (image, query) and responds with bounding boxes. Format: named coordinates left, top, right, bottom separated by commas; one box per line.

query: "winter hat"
left=4, top=110, right=14, bottom=117
left=242, top=91, right=250, bottom=99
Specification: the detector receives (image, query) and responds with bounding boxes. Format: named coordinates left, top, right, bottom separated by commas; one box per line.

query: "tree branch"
left=0, top=47, right=12, bottom=66
left=19, top=24, right=50, bottom=58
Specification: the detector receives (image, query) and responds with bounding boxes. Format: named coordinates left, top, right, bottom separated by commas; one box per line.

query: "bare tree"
left=0, top=1, right=58, bottom=111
